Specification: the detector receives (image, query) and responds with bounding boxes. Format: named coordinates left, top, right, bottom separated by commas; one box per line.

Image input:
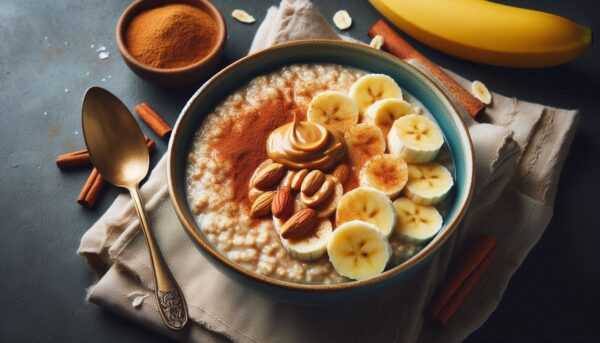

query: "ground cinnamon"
left=209, top=98, right=303, bottom=203
left=125, top=4, right=217, bottom=69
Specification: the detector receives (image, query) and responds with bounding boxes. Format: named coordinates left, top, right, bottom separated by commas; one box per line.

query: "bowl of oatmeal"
left=168, top=40, right=474, bottom=300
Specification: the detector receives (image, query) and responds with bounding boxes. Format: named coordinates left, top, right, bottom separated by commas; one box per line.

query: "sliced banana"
left=336, top=186, right=396, bottom=237
left=359, top=154, right=408, bottom=198
left=387, top=114, right=444, bottom=163
left=405, top=163, right=454, bottom=205
left=349, top=74, right=402, bottom=114
left=393, top=197, right=443, bottom=243
left=366, top=98, right=414, bottom=136
left=274, top=217, right=333, bottom=261
left=307, top=91, right=359, bottom=135
left=327, top=220, right=391, bottom=280
left=344, top=123, right=386, bottom=168
left=471, top=80, right=492, bottom=105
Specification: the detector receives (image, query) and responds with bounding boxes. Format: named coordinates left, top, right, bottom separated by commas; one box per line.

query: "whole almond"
left=280, top=208, right=318, bottom=240
left=331, top=164, right=350, bottom=184
left=272, top=186, right=294, bottom=219
left=252, top=163, right=286, bottom=190
left=301, top=170, right=325, bottom=196
left=290, top=169, right=309, bottom=191
left=249, top=191, right=275, bottom=218
left=248, top=159, right=273, bottom=189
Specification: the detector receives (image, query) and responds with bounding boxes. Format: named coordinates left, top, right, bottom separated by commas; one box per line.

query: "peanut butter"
left=267, top=117, right=345, bottom=171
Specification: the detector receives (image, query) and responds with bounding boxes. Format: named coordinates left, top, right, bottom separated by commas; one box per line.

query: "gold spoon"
left=82, top=87, right=188, bottom=331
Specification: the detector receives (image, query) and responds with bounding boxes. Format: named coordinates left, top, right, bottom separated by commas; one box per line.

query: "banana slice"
left=336, top=186, right=396, bottom=237
left=405, top=163, right=453, bottom=205
left=327, top=220, right=391, bottom=280
left=344, top=123, right=386, bottom=168
left=349, top=74, right=403, bottom=114
left=274, top=217, right=333, bottom=261
left=359, top=154, right=408, bottom=198
left=393, top=197, right=443, bottom=243
left=366, top=98, right=414, bottom=136
left=307, top=91, right=359, bottom=135
left=387, top=114, right=444, bottom=163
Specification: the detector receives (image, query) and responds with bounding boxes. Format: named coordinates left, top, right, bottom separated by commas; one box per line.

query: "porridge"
left=186, top=64, right=454, bottom=284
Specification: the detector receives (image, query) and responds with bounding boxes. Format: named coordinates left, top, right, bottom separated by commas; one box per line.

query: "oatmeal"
left=186, top=64, right=454, bottom=283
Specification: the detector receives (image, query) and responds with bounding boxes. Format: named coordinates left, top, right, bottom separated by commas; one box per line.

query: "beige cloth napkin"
left=78, top=1, right=579, bottom=342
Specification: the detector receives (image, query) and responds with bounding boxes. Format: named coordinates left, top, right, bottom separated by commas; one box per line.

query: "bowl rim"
left=167, top=39, right=475, bottom=292
left=115, top=0, right=227, bottom=75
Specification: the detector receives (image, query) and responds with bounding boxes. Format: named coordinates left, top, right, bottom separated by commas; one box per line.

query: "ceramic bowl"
left=168, top=40, right=475, bottom=301
left=116, top=0, right=226, bottom=88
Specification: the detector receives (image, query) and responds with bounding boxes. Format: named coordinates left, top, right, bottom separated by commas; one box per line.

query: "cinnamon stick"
left=77, top=168, right=104, bottom=208
left=135, top=102, right=172, bottom=139
left=368, top=20, right=485, bottom=118
left=56, top=137, right=156, bottom=169
left=56, top=149, right=91, bottom=169
left=430, top=236, right=497, bottom=324
left=435, top=249, right=494, bottom=325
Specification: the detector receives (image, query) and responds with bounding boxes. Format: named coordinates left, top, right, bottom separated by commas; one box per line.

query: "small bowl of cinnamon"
left=116, top=0, right=226, bottom=88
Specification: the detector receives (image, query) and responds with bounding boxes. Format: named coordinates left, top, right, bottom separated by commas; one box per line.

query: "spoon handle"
left=128, top=185, right=188, bottom=331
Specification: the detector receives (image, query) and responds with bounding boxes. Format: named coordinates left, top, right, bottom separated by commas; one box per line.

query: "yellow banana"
left=369, top=0, right=592, bottom=67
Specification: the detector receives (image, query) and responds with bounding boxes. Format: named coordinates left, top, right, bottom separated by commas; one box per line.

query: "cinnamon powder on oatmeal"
left=209, top=98, right=304, bottom=203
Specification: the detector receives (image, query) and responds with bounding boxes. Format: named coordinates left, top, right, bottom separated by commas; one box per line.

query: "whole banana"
left=369, top=0, right=592, bottom=67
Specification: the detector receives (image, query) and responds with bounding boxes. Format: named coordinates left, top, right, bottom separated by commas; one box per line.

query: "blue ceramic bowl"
left=168, top=40, right=475, bottom=301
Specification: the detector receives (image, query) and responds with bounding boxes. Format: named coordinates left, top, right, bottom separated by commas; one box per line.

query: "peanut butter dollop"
left=267, top=117, right=345, bottom=171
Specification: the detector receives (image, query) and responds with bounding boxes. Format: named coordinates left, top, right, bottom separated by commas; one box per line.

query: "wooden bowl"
left=116, top=0, right=226, bottom=88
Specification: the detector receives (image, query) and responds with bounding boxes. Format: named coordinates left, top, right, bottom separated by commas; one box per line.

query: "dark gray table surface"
left=1, top=1, right=598, bottom=342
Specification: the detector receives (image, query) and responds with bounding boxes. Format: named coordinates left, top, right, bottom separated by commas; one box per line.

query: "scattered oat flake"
left=90, top=44, right=95, bottom=49
left=64, top=41, right=69, bottom=46
left=43, top=111, right=48, bottom=116
left=127, top=291, right=149, bottom=309
left=101, top=78, right=106, bottom=82
left=74, top=130, right=79, bottom=135
left=96, top=45, right=106, bottom=52
left=85, top=71, right=90, bottom=76
left=98, top=51, right=110, bottom=60
left=44, top=36, right=48, bottom=40
left=333, top=10, right=352, bottom=30
left=107, top=75, right=112, bottom=79
left=232, top=9, right=255, bottom=24
left=64, top=88, right=69, bottom=93
left=369, top=35, right=384, bottom=50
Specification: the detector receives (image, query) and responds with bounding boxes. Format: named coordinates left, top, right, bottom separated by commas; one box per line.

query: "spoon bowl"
left=82, top=87, right=188, bottom=330
left=82, top=87, right=149, bottom=187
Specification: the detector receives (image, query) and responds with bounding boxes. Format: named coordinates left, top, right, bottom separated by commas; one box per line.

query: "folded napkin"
left=78, top=1, right=579, bottom=342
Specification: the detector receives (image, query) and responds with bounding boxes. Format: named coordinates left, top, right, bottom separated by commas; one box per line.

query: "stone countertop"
left=1, top=0, right=598, bottom=342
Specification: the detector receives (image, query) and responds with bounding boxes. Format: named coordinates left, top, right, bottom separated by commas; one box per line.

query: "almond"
left=249, top=159, right=274, bottom=189
left=301, top=170, right=325, bottom=196
left=331, top=164, right=350, bottom=184
left=272, top=186, right=294, bottom=219
left=280, top=208, right=318, bottom=240
left=249, top=191, right=275, bottom=218
left=252, top=162, right=286, bottom=190
left=290, top=169, right=309, bottom=191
